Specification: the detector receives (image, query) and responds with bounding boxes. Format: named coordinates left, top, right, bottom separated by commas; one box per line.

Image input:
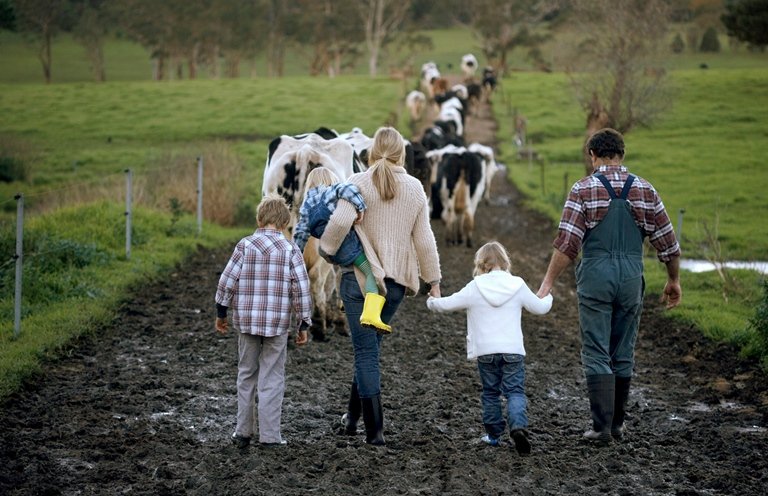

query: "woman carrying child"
left=320, top=126, right=442, bottom=446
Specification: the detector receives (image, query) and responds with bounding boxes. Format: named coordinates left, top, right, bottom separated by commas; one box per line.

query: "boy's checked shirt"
left=215, top=228, right=312, bottom=336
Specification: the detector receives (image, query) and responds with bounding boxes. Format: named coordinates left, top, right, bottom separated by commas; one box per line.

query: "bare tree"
left=470, top=0, right=556, bottom=76
left=72, top=1, right=110, bottom=82
left=356, top=0, right=412, bottom=77
left=564, top=0, right=673, bottom=175
left=13, top=0, right=68, bottom=83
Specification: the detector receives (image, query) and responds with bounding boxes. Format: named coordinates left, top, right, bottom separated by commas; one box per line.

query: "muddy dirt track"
left=2, top=89, right=767, bottom=496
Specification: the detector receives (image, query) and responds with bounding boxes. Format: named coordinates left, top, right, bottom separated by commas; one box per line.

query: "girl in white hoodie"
left=426, top=241, right=552, bottom=455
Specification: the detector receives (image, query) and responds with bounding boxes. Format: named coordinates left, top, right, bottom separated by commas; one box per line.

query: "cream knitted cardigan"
left=319, top=166, right=441, bottom=296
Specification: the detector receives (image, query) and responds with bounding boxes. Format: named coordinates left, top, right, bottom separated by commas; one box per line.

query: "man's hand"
left=215, top=317, right=228, bottom=335
left=295, top=330, right=309, bottom=345
left=660, top=279, right=682, bottom=309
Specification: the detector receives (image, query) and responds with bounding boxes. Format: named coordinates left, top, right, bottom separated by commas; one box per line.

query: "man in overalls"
left=537, top=128, right=682, bottom=444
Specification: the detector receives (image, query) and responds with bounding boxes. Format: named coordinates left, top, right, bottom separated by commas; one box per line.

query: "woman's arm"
left=319, top=197, right=358, bottom=256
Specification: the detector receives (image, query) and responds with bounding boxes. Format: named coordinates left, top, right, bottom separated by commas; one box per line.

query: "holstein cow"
left=461, top=54, right=479, bottom=80
left=434, top=150, right=486, bottom=248
left=405, top=90, right=427, bottom=121
left=481, top=67, right=498, bottom=101
left=437, top=96, right=465, bottom=137
left=420, top=61, right=441, bottom=99
left=425, top=144, right=466, bottom=218
left=467, top=142, right=500, bottom=203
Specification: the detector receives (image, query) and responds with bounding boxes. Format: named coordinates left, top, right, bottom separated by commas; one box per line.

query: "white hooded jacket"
left=427, top=270, right=553, bottom=360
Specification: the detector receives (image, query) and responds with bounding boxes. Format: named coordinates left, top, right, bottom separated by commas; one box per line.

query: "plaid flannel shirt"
left=293, top=182, right=367, bottom=253
left=553, top=165, right=681, bottom=263
left=215, top=228, right=312, bottom=336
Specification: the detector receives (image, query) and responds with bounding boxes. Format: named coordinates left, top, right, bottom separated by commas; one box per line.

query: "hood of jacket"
left=474, top=270, right=524, bottom=307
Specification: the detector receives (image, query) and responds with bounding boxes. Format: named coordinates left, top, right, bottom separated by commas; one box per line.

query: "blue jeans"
left=477, top=353, right=528, bottom=438
left=307, top=200, right=362, bottom=267
left=339, top=271, right=405, bottom=398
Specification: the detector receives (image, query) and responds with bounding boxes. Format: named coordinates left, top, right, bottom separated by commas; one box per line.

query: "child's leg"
left=354, top=252, right=392, bottom=333
left=256, top=333, right=289, bottom=444
left=236, top=333, right=261, bottom=438
left=501, top=354, right=528, bottom=431
left=477, top=355, right=506, bottom=439
left=353, top=253, right=378, bottom=294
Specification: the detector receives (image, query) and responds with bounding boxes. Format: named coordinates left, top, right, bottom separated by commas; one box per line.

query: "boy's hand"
left=355, top=211, right=365, bottom=224
left=295, top=330, right=309, bottom=345
left=215, top=317, right=228, bottom=334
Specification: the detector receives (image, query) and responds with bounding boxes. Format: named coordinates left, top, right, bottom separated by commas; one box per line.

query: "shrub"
left=700, top=27, right=721, bottom=52
left=0, top=134, right=34, bottom=183
left=671, top=33, right=685, bottom=54
left=748, top=278, right=768, bottom=369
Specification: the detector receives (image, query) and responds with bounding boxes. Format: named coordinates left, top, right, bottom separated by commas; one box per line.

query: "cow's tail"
left=455, top=171, right=467, bottom=215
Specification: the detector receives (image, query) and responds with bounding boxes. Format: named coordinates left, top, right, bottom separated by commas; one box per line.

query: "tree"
left=671, top=33, right=685, bottom=53
left=470, top=0, right=557, bottom=76
left=0, top=0, right=15, bottom=30
left=356, top=0, right=412, bottom=77
left=71, top=0, right=111, bottom=82
left=12, top=0, right=68, bottom=83
left=565, top=0, right=673, bottom=175
left=699, top=26, right=721, bottom=52
left=721, top=0, right=768, bottom=49
left=290, top=0, right=364, bottom=77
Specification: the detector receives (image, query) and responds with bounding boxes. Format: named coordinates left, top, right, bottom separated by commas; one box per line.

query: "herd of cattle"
left=260, top=54, right=501, bottom=338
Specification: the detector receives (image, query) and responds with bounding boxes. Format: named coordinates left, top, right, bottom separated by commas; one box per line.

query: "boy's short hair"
left=257, top=194, right=291, bottom=229
left=586, top=128, right=625, bottom=159
left=473, top=241, right=511, bottom=277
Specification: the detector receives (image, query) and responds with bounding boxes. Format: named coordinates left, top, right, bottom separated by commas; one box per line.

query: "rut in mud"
left=1, top=83, right=766, bottom=496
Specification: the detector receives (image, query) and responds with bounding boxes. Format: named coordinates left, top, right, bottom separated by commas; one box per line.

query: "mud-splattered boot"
left=341, top=382, right=362, bottom=435
left=583, top=374, right=615, bottom=444
left=611, top=376, right=631, bottom=440
left=361, top=395, right=385, bottom=446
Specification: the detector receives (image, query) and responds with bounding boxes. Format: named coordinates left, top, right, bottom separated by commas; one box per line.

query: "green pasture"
left=1, top=28, right=767, bottom=399
left=0, top=75, right=406, bottom=216
left=495, top=67, right=768, bottom=366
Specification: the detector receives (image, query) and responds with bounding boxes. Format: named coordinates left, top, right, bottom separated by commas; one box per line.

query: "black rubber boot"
left=361, top=395, right=385, bottom=446
left=611, top=376, right=631, bottom=440
left=583, top=374, right=615, bottom=444
left=341, top=382, right=361, bottom=435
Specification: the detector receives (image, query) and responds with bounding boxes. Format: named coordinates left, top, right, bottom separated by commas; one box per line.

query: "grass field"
left=1, top=26, right=767, bottom=398
left=494, top=67, right=768, bottom=365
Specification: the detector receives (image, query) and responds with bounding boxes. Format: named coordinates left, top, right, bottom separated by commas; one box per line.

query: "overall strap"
left=595, top=174, right=636, bottom=200
left=595, top=174, right=616, bottom=199
left=619, top=175, right=635, bottom=200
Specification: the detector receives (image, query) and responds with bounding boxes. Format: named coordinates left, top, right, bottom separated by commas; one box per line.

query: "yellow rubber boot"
left=359, top=293, right=391, bottom=333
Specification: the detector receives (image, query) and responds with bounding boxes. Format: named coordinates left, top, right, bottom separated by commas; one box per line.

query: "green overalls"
left=575, top=174, right=645, bottom=378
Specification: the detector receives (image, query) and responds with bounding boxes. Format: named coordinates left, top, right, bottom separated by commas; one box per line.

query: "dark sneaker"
left=511, top=429, right=531, bottom=455
left=481, top=434, right=502, bottom=447
left=231, top=434, right=251, bottom=449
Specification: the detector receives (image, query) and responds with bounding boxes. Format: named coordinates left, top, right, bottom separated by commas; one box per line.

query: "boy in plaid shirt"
left=215, top=194, right=312, bottom=448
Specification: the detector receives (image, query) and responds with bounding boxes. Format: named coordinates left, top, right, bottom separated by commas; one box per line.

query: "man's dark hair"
left=586, top=128, right=625, bottom=159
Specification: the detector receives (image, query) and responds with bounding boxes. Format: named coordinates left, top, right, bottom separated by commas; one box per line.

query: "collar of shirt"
left=595, top=164, right=628, bottom=174
left=255, top=228, right=284, bottom=237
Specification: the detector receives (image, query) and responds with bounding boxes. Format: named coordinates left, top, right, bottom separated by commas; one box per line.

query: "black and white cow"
left=262, top=130, right=362, bottom=230
left=433, top=150, right=486, bottom=248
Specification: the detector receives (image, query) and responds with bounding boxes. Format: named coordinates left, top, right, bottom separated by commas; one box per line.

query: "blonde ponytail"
left=368, top=127, right=405, bottom=201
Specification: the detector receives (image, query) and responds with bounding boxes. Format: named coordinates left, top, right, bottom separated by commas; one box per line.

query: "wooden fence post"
left=14, top=193, right=23, bottom=339
left=125, top=169, right=132, bottom=260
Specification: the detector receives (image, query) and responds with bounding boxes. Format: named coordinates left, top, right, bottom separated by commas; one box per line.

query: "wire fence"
left=8, top=157, right=207, bottom=339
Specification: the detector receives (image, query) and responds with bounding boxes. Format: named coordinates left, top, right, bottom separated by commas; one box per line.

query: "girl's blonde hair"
left=368, top=126, right=405, bottom=201
left=305, top=166, right=340, bottom=190
left=473, top=241, right=511, bottom=277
